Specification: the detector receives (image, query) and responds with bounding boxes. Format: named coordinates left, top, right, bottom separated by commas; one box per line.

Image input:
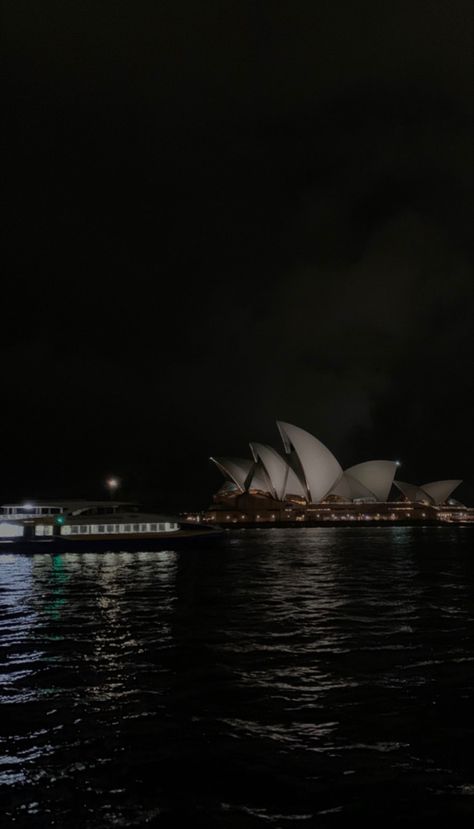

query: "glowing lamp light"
left=23, top=503, right=34, bottom=511
left=105, top=477, right=121, bottom=498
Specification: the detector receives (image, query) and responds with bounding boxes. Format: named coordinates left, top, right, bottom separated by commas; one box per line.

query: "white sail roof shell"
left=330, top=475, right=353, bottom=499
left=249, top=442, right=306, bottom=500
left=345, top=460, right=398, bottom=502
left=277, top=421, right=342, bottom=503
left=421, top=480, right=462, bottom=505
left=393, top=480, right=434, bottom=504
left=247, top=463, right=274, bottom=493
left=219, top=480, right=239, bottom=494
left=285, top=467, right=309, bottom=499
left=249, top=443, right=284, bottom=498
left=210, top=457, right=253, bottom=492
left=331, top=473, right=377, bottom=500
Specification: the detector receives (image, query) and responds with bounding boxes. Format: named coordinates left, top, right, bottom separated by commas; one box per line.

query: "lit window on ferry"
left=35, top=525, right=53, bottom=536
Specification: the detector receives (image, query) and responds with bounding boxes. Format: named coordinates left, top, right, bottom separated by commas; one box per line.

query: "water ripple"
left=0, top=527, right=473, bottom=826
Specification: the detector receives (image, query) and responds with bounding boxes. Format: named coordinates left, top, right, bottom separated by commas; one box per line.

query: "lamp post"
left=105, top=477, right=120, bottom=500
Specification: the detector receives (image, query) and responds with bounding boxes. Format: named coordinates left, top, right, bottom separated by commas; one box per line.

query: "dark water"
left=1, top=528, right=473, bottom=828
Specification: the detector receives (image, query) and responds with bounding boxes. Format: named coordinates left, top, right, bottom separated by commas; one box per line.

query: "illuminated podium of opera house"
left=184, top=421, right=472, bottom=526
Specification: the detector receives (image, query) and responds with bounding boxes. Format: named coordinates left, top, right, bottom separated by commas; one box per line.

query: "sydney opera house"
left=184, top=421, right=472, bottom=526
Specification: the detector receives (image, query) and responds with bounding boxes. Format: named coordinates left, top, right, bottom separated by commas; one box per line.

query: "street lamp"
left=105, top=477, right=120, bottom=500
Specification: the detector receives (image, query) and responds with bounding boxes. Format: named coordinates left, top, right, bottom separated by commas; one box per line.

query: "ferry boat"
left=0, top=500, right=221, bottom=552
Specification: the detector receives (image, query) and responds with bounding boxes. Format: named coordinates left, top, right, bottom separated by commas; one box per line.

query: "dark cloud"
left=3, top=1, right=473, bottom=507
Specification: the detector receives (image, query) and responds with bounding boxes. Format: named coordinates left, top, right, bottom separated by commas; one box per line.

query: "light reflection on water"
left=0, top=528, right=473, bottom=827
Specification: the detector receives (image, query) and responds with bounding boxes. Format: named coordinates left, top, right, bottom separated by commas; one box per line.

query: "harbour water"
left=1, top=527, right=473, bottom=827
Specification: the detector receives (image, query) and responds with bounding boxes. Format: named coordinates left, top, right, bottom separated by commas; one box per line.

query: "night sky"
left=4, top=1, right=473, bottom=509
